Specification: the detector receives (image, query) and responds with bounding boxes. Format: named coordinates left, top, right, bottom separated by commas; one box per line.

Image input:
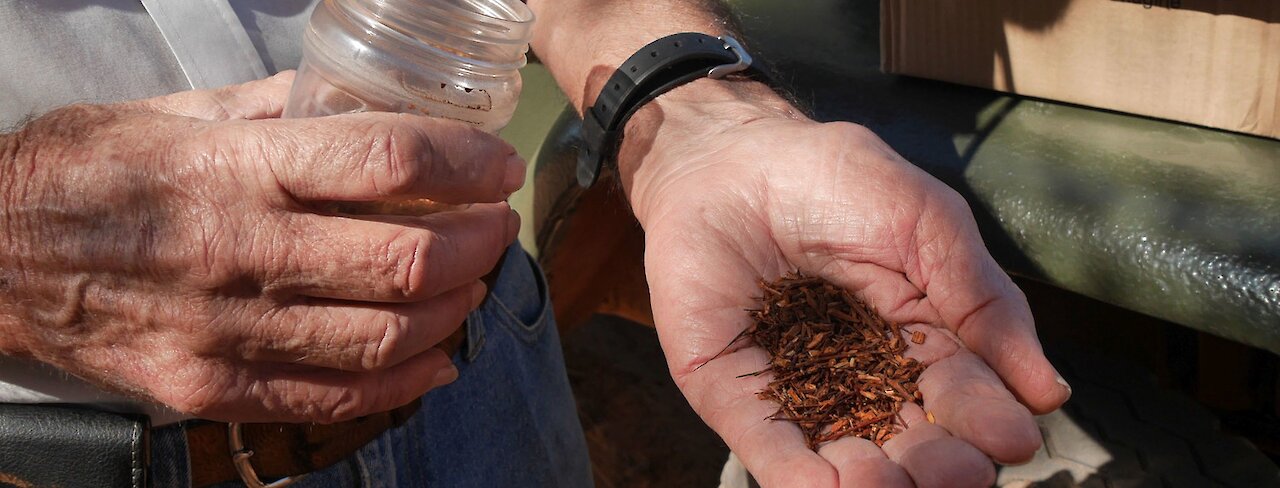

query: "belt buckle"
left=227, top=422, right=309, bottom=488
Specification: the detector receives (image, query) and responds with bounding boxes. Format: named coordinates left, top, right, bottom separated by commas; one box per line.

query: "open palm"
left=633, top=117, right=1071, bottom=488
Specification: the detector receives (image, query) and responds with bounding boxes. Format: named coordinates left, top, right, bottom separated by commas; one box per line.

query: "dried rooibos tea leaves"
left=726, top=273, right=927, bottom=449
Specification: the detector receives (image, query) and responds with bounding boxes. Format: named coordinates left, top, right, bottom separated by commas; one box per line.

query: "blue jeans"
left=150, top=245, right=594, bottom=488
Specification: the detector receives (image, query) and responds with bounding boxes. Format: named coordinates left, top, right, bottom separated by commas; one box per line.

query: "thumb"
left=121, top=71, right=296, bottom=121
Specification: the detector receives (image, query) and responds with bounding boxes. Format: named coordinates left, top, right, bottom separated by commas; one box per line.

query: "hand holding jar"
left=285, top=0, right=536, bottom=356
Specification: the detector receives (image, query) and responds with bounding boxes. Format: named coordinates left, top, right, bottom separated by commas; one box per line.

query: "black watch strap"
left=576, top=33, right=756, bottom=187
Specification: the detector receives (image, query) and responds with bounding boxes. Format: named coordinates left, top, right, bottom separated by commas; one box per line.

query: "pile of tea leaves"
left=735, top=273, right=927, bottom=449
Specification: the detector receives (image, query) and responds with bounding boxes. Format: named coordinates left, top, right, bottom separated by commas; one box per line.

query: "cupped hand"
left=619, top=80, right=1072, bottom=488
left=0, top=72, right=524, bottom=423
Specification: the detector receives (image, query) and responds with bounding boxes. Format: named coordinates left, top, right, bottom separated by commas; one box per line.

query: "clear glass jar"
left=284, top=0, right=535, bottom=133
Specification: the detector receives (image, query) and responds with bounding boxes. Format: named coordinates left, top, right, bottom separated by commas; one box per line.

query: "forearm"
left=527, top=0, right=800, bottom=221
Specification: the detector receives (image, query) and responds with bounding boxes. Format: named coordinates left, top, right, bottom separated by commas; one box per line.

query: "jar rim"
left=444, top=0, right=534, bottom=24
left=333, top=0, right=533, bottom=71
left=345, top=0, right=534, bottom=44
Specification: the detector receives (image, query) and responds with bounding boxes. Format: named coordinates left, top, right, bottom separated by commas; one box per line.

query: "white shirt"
left=0, top=0, right=317, bottom=424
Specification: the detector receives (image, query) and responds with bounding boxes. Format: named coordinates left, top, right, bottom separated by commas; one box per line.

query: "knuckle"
left=212, top=120, right=271, bottom=159
left=161, top=86, right=237, bottom=121
left=824, top=120, right=876, bottom=141
left=311, top=386, right=370, bottom=424
left=205, top=86, right=247, bottom=120
left=939, top=185, right=974, bottom=219
left=185, top=120, right=269, bottom=177
left=360, top=312, right=411, bottom=371
left=159, top=360, right=232, bottom=417
left=358, top=120, right=424, bottom=196
left=383, top=229, right=432, bottom=299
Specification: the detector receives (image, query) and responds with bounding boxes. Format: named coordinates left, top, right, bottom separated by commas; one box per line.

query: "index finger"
left=235, top=112, right=525, bottom=204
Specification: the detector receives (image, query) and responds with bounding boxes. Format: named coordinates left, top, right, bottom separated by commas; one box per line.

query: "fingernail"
left=470, top=281, right=488, bottom=309
left=506, top=206, right=521, bottom=242
left=502, top=154, right=526, bottom=195
left=1055, top=372, right=1072, bottom=397
left=432, top=364, right=459, bottom=388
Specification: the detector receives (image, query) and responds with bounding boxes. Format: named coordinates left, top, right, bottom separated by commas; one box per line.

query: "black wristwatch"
left=576, top=33, right=759, bottom=187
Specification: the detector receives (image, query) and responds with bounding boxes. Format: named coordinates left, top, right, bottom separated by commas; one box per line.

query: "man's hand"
left=0, top=72, right=524, bottom=423
left=620, top=80, right=1072, bottom=488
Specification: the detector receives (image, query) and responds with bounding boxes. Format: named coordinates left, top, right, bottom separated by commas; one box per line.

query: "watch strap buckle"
left=709, top=36, right=753, bottom=79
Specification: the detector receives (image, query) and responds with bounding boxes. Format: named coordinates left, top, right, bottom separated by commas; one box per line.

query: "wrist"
left=612, top=77, right=805, bottom=220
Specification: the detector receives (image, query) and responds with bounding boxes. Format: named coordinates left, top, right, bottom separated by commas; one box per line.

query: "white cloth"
left=0, top=0, right=316, bottom=424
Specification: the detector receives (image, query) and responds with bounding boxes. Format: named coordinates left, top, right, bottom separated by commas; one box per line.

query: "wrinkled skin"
left=621, top=80, right=1073, bottom=488
left=0, top=72, right=524, bottom=423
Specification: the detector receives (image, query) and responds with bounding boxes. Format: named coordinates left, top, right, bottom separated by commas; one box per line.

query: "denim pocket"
left=486, top=244, right=552, bottom=340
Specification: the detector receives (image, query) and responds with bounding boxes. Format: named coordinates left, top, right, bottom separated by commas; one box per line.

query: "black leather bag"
left=0, top=403, right=148, bottom=488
